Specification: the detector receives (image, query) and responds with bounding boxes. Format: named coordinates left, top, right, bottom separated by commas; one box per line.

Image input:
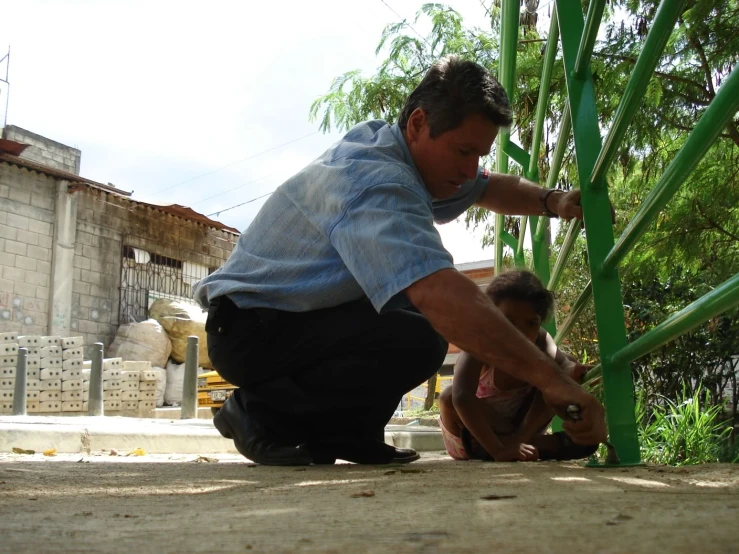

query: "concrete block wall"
left=0, top=163, right=55, bottom=335
left=3, top=126, right=81, bottom=175
left=73, top=189, right=237, bottom=354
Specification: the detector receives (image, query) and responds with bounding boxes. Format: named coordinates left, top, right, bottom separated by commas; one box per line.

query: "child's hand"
left=494, top=442, right=539, bottom=462
left=567, top=362, right=593, bottom=383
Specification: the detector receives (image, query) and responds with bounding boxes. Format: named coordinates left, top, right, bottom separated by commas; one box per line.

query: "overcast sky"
left=0, top=0, right=527, bottom=264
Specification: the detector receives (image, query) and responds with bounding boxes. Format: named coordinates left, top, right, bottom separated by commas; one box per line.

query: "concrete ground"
left=0, top=450, right=737, bottom=554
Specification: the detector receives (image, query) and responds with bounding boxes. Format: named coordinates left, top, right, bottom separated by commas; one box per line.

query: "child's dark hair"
left=485, top=270, right=555, bottom=321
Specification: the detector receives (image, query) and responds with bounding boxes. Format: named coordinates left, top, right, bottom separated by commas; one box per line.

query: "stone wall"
left=3, top=126, right=81, bottom=175
left=0, top=162, right=55, bottom=335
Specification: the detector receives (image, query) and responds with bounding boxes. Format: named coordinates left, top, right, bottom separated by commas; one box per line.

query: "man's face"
left=404, top=109, right=499, bottom=199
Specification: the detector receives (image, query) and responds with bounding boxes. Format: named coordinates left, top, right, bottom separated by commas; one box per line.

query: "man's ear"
left=405, top=108, right=427, bottom=143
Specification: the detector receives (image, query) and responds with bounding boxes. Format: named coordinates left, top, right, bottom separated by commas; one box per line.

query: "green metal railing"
left=494, top=0, right=739, bottom=466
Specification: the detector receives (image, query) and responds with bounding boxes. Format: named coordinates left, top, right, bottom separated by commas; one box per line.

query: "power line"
left=189, top=172, right=275, bottom=207
left=377, top=0, right=430, bottom=47
left=207, top=190, right=275, bottom=218
left=149, top=130, right=320, bottom=197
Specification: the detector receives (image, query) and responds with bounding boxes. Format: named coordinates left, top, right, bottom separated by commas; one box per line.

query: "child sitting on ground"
left=439, top=270, right=598, bottom=462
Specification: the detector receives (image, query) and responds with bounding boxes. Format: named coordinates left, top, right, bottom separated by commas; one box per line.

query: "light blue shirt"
left=194, top=120, right=489, bottom=313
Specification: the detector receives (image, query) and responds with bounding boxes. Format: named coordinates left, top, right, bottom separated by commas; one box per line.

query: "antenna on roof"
left=0, top=46, right=10, bottom=132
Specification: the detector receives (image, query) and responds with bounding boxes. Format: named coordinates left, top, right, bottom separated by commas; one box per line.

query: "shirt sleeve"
left=329, top=182, right=455, bottom=312
left=432, top=166, right=490, bottom=224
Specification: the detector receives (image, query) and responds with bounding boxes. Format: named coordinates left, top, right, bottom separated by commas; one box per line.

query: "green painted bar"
left=499, top=229, right=518, bottom=252
left=529, top=8, right=560, bottom=177
left=611, top=273, right=739, bottom=367
left=600, top=65, right=739, bottom=276
left=591, top=0, right=687, bottom=186
left=548, top=219, right=580, bottom=292
left=516, top=215, right=528, bottom=259
left=574, top=0, right=606, bottom=78
left=495, top=0, right=520, bottom=274
left=557, top=0, right=640, bottom=465
left=583, top=364, right=602, bottom=386
left=554, top=281, right=592, bottom=344
left=502, top=140, right=531, bottom=169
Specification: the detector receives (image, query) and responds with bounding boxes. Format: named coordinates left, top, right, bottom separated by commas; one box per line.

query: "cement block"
left=140, top=371, right=157, bottom=381
left=139, top=391, right=156, bottom=401
left=61, top=369, right=81, bottom=380
left=40, top=379, right=61, bottom=391
left=104, top=400, right=121, bottom=411
left=39, top=368, right=62, bottom=380
left=61, top=379, right=82, bottom=391
left=0, top=355, right=17, bottom=368
left=39, top=400, right=62, bottom=412
left=26, top=368, right=39, bottom=379
left=0, top=332, right=18, bottom=343
left=18, top=336, right=40, bottom=348
left=40, top=357, right=62, bottom=369
left=1, top=343, right=18, bottom=356
left=0, top=379, right=13, bottom=389
left=61, top=336, right=83, bottom=349
left=26, top=357, right=40, bottom=370
left=120, top=390, right=139, bottom=400
left=102, top=380, right=120, bottom=391
left=139, top=381, right=157, bottom=391
left=1, top=367, right=15, bottom=378
left=82, top=401, right=88, bottom=411
left=39, top=345, right=61, bottom=357
left=121, top=371, right=140, bottom=382
left=61, top=400, right=83, bottom=412
left=102, top=358, right=122, bottom=370
left=0, top=402, right=11, bottom=413
left=40, top=336, right=62, bottom=347
left=27, top=379, right=40, bottom=391
left=27, top=400, right=39, bottom=412
left=61, top=390, right=83, bottom=401
left=102, top=369, right=120, bottom=380
left=81, top=368, right=91, bottom=381
left=0, top=390, right=14, bottom=402
left=25, top=347, right=40, bottom=357
left=122, top=380, right=139, bottom=391
left=39, top=390, right=61, bottom=401
left=138, top=400, right=155, bottom=412
left=62, top=347, right=83, bottom=360
left=103, top=390, right=120, bottom=400
left=26, top=390, right=39, bottom=401
left=62, top=358, right=83, bottom=370
left=122, top=361, right=151, bottom=371
left=82, top=360, right=91, bottom=370
left=82, top=380, right=90, bottom=391
left=122, top=401, right=138, bottom=410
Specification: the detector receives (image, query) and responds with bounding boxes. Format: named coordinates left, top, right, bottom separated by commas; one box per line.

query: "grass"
left=636, top=384, right=738, bottom=465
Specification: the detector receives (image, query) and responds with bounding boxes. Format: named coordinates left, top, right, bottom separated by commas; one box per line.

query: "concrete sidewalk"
left=0, top=415, right=444, bottom=455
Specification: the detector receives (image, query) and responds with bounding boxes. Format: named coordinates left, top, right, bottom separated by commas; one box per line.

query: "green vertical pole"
left=556, top=0, right=640, bottom=465
left=495, top=0, right=520, bottom=275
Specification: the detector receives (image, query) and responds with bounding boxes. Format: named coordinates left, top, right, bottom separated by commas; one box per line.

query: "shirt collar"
left=389, top=123, right=433, bottom=201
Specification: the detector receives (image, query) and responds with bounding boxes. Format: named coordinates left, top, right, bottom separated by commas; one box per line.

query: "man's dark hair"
left=485, top=270, right=555, bottom=321
left=398, top=56, right=513, bottom=137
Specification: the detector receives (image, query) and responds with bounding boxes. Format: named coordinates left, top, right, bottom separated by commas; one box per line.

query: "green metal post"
left=600, top=65, right=739, bottom=275
left=574, top=0, right=606, bottom=78
left=554, top=281, right=592, bottom=344
left=557, top=0, right=640, bottom=465
left=535, top=106, right=571, bottom=242
left=591, top=0, right=687, bottom=185
left=495, top=0, right=520, bottom=275
left=548, top=219, right=580, bottom=292
left=611, top=273, right=739, bottom=367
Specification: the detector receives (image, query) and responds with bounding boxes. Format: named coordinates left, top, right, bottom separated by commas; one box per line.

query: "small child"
left=439, top=270, right=598, bottom=462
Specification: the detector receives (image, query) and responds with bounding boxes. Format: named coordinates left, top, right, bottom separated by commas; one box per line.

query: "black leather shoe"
left=305, top=437, right=420, bottom=465
left=213, top=392, right=313, bottom=466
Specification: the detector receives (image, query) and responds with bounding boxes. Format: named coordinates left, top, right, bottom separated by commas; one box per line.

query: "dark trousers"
left=206, top=295, right=448, bottom=445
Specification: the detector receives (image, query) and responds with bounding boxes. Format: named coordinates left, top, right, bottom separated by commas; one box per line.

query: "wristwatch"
left=540, top=188, right=561, bottom=218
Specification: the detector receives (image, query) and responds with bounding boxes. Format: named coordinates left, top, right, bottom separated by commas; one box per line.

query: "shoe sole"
left=213, top=409, right=313, bottom=466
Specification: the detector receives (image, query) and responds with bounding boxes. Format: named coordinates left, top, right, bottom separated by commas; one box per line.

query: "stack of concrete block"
left=81, top=357, right=123, bottom=412
left=139, top=364, right=158, bottom=412
left=0, top=332, right=19, bottom=413
left=36, top=335, right=63, bottom=413
left=120, top=360, right=147, bottom=411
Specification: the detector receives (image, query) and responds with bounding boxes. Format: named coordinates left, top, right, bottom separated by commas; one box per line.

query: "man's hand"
left=493, top=442, right=539, bottom=462
left=549, top=189, right=617, bottom=223
left=539, top=376, right=607, bottom=445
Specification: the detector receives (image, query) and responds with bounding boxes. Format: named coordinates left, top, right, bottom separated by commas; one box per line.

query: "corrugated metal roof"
left=0, top=152, right=240, bottom=235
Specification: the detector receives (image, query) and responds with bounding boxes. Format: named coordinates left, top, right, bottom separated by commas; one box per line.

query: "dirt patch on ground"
left=0, top=452, right=737, bottom=553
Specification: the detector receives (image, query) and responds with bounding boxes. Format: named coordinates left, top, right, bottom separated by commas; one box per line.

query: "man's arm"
left=405, top=268, right=606, bottom=444
left=474, top=173, right=582, bottom=220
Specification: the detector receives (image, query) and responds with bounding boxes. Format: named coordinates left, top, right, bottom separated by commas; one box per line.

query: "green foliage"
left=636, top=384, right=737, bottom=465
